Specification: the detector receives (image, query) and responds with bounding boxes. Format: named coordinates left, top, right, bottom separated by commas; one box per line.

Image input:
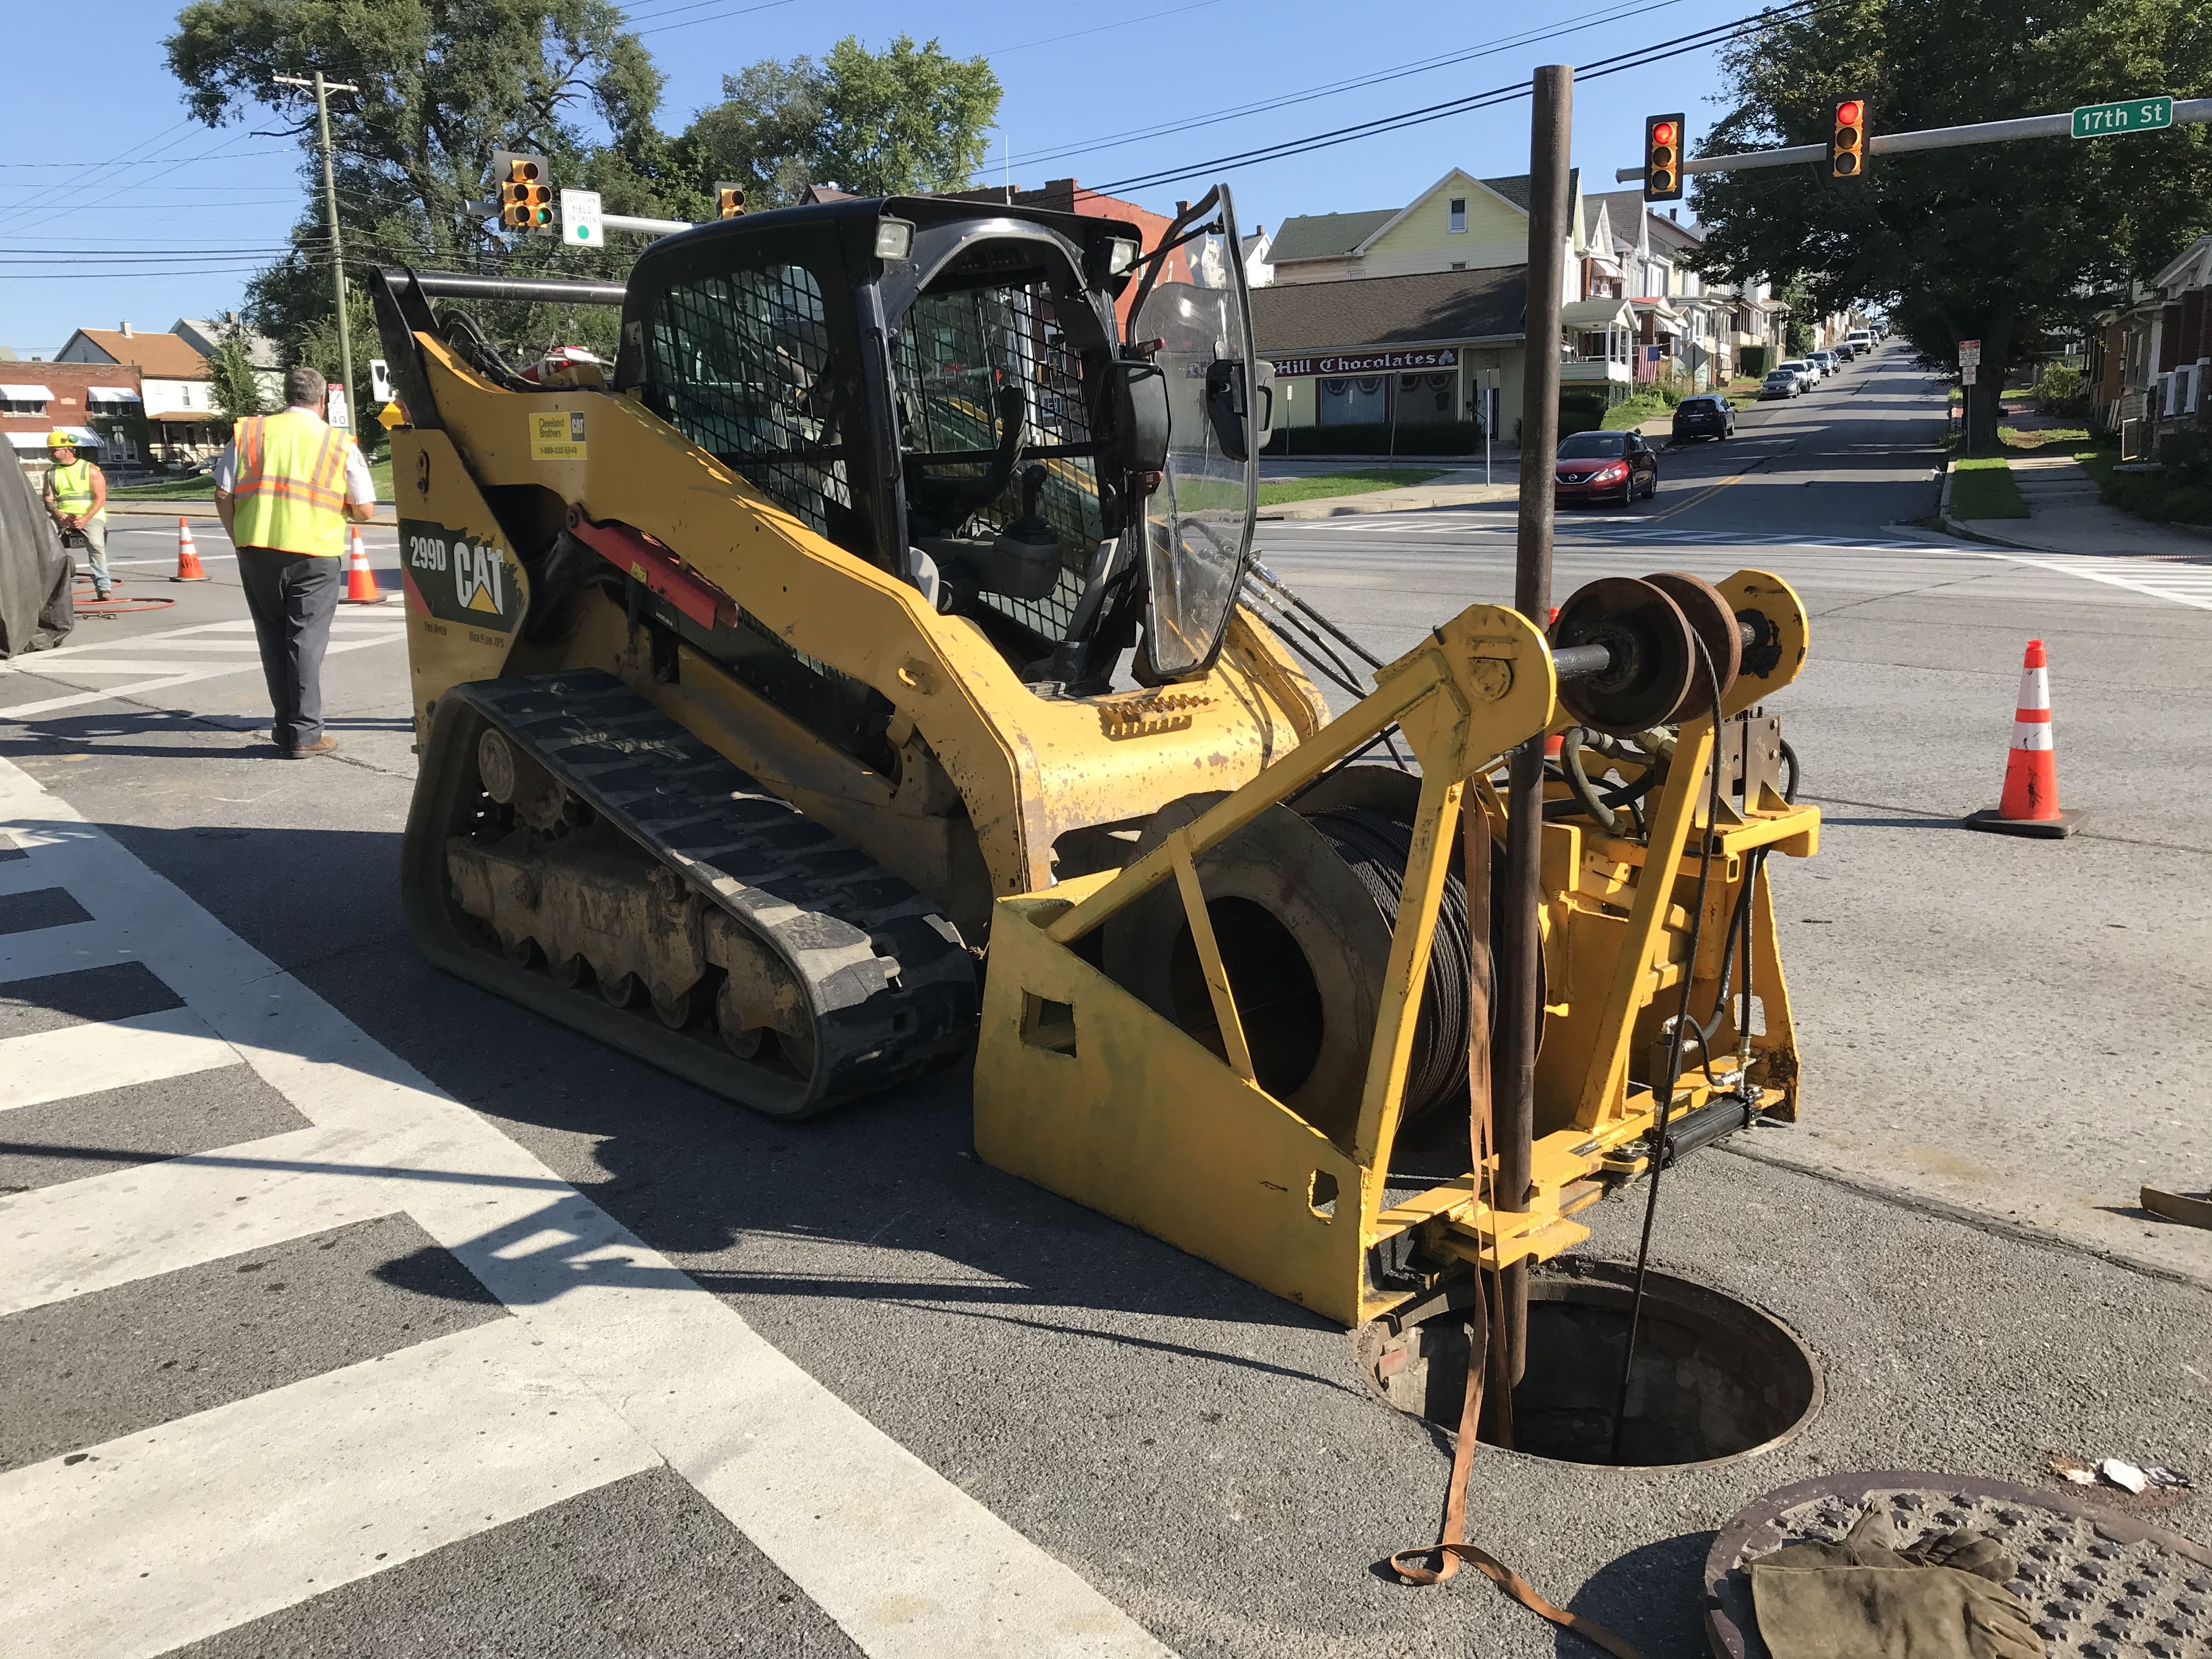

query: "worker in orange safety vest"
left=214, top=366, right=376, bottom=758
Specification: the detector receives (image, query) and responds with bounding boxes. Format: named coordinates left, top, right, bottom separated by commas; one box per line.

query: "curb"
left=106, top=501, right=400, bottom=526
left=1260, top=482, right=1520, bottom=521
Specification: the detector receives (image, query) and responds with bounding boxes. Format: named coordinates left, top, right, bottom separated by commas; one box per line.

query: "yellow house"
left=1267, top=168, right=1588, bottom=285
left=1258, top=168, right=1639, bottom=446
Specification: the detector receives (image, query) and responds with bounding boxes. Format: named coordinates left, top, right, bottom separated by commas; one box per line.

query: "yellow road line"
left=1643, top=463, right=1758, bottom=527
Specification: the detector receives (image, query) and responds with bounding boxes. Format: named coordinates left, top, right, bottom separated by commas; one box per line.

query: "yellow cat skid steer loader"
left=370, top=182, right=1820, bottom=1325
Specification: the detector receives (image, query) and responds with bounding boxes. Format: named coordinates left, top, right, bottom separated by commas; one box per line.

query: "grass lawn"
left=2075, top=446, right=2212, bottom=527
left=110, top=453, right=396, bottom=501
left=2000, top=424, right=2089, bottom=452
left=1600, top=395, right=1669, bottom=431
left=1949, top=454, right=2027, bottom=520
left=1257, top=469, right=1442, bottom=506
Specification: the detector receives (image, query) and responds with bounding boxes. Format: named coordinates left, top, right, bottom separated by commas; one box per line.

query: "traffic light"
left=1829, top=95, right=1869, bottom=180
left=715, top=182, right=747, bottom=219
left=1643, top=112, right=1685, bottom=202
left=493, top=150, right=554, bottom=234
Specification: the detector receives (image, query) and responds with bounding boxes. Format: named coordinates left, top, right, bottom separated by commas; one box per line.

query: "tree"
left=167, top=0, right=664, bottom=360
left=683, top=35, right=1000, bottom=206
left=1688, top=0, right=2212, bottom=449
left=205, top=329, right=265, bottom=427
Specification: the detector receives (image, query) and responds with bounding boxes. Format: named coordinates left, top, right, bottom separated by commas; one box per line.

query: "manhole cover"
left=1706, top=1470, right=2212, bottom=1658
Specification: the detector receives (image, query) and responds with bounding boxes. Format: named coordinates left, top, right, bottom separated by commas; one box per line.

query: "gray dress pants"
left=238, top=546, right=342, bottom=748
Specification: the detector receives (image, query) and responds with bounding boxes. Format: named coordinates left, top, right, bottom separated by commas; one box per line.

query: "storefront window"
left=1319, top=375, right=1386, bottom=425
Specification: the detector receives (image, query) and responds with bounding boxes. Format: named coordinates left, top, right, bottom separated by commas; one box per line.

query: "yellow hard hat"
left=45, top=430, right=75, bottom=450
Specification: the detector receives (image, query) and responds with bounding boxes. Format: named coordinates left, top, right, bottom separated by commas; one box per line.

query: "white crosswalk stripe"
left=0, top=613, right=410, bottom=719
left=0, top=759, right=1173, bottom=1659
left=0, top=1006, right=236, bottom=1111
left=0, top=1319, right=662, bottom=1659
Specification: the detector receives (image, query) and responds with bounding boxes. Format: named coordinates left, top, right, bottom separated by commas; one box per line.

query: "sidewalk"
left=1942, top=448, right=2212, bottom=558
left=1259, top=464, right=1521, bottom=521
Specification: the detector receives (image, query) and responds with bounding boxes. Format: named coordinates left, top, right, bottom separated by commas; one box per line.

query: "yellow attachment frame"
left=973, top=571, right=1820, bottom=1327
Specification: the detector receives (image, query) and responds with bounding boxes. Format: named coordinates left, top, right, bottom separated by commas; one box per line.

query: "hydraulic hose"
left=1608, top=635, right=1725, bottom=1464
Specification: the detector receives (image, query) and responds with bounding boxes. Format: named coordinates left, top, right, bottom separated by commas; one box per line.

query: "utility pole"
left=1496, top=61, right=1575, bottom=1387
left=275, top=71, right=361, bottom=436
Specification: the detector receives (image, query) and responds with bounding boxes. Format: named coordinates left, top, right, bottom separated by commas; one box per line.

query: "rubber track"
left=405, top=670, right=977, bottom=1117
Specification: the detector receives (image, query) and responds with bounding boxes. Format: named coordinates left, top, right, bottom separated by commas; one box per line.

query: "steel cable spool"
left=1304, top=806, right=1475, bottom=1126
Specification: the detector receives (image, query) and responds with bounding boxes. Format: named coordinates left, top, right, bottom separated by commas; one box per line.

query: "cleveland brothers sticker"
left=529, top=410, right=586, bottom=460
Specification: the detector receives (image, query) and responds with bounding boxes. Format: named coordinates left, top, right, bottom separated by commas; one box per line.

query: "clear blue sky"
left=0, top=0, right=1752, bottom=356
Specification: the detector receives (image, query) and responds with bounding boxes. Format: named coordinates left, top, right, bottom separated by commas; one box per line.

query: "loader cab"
left=617, top=190, right=1265, bottom=692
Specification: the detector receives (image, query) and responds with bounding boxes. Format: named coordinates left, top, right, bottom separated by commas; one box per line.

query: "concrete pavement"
left=1945, top=444, right=2212, bottom=566
left=1, top=343, right=2205, bottom=1657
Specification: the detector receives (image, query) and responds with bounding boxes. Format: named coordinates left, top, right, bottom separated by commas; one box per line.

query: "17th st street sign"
left=2072, top=96, right=2172, bottom=139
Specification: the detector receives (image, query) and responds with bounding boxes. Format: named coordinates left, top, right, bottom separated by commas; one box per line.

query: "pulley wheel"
left=1553, top=576, right=1697, bottom=736
left=1645, top=571, right=1741, bottom=708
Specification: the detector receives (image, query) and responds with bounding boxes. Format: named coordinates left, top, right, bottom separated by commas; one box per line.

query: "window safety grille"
left=648, top=262, right=854, bottom=541
left=894, top=281, right=1105, bottom=644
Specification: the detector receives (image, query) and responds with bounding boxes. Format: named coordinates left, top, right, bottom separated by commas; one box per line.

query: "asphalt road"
left=2, top=345, right=2207, bottom=1659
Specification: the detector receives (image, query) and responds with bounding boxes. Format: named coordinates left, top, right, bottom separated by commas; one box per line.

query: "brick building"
left=0, top=360, right=146, bottom=476
left=57, top=324, right=218, bottom=464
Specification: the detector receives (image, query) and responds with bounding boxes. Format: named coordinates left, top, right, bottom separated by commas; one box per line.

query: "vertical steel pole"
left=1496, top=62, right=1574, bottom=1384
left=314, top=72, right=358, bottom=437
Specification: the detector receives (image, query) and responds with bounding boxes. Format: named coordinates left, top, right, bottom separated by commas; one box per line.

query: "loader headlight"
left=873, top=217, right=915, bottom=261
left=1106, top=236, right=1139, bottom=276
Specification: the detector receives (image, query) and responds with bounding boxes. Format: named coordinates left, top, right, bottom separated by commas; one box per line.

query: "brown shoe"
left=281, top=736, right=340, bottom=759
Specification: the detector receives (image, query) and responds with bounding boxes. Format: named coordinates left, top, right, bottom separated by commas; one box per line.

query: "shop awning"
left=0, top=384, right=55, bottom=403
left=86, top=386, right=140, bottom=404
left=6, top=427, right=102, bottom=450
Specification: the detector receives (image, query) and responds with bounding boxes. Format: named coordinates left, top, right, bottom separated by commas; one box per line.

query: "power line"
left=997, top=0, right=1679, bottom=172
left=633, top=0, right=798, bottom=37
left=1089, top=0, right=1841, bottom=194
left=989, top=0, right=1228, bottom=56
left=2, top=119, right=200, bottom=223
left=0, top=150, right=292, bottom=168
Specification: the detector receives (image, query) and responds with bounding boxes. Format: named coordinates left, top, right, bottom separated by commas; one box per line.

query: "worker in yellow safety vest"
left=214, top=365, right=376, bottom=758
left=42, top=432, right=110, bottom=600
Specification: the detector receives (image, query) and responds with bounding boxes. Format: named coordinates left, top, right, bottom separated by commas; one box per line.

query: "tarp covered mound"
left=0, top=441, right=72, bottom=658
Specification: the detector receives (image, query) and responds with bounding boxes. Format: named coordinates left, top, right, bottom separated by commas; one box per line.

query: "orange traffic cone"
left=1966, top=639, right=2081, bottom=838
left=341, top=526, right=386, bottom=603
left=171, top=517, right=209, bottom=582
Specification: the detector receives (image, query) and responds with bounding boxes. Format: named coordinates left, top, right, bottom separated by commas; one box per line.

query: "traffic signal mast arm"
left=1617, top=94, right=2212, bottom=181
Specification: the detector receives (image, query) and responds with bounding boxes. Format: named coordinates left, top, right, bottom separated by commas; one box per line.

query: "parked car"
left=1554, top=430, right=1660, bottom=506
left=1672, top=393, right=1736, bottom=441
left=1844, top=329, right=1876, bottom=353
left=1832, top=342, right=1857, bottom=362
left=1810, top=349, right=1840, bottom=375
left=1759, top=368, right=1803, bottom=399
left=1778, top=357, right=1819, bottom=390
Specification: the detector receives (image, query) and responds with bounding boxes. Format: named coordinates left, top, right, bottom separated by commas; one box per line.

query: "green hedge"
left=1558, top=387, right=1612, bottom=437
left=1265, top=420, right=1483, bottom=457
left=1739, top=345, right=1769, bottom=376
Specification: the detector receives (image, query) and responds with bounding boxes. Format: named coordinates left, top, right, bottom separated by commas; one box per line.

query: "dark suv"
left=1671, top=393, right=1736, bottom=443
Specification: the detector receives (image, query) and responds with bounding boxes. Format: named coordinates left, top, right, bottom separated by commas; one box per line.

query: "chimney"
left=1668, top=209, right=1678, bottom=222
left=225, top=309, right=238, bottom=324
left=121, top=321, right=133, bottom=337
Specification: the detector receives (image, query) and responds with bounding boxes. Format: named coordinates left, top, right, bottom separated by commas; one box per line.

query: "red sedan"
left=1554, top=430, right=1660, bottom=507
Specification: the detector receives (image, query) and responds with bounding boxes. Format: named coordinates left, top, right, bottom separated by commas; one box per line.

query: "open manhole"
left=1356, top=1258, right=1823, bottom=1468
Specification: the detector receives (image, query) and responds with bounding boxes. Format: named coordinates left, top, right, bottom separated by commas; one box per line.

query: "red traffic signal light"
left=1644, top=111, right=1686, bottom=202
left=1829, top=95, right=1869, bottom=180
